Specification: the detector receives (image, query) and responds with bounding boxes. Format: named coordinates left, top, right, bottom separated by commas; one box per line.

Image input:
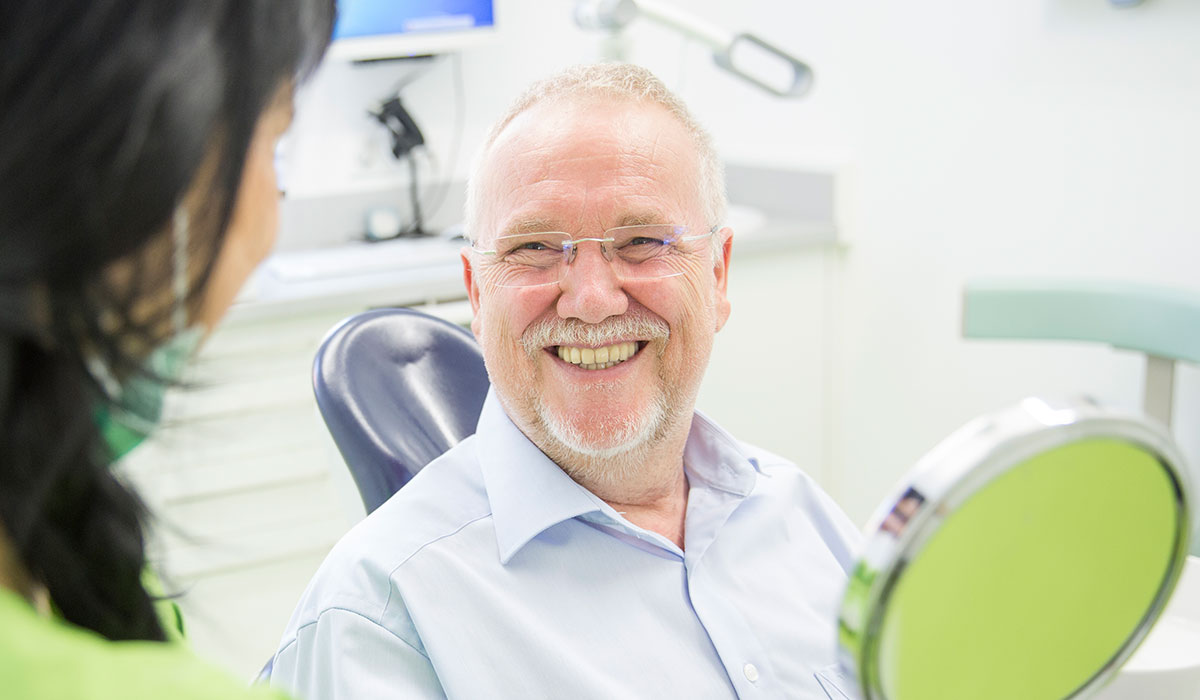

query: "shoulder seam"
left=283, top=605, right=431, bottom=659
left=381, top=512, right=493, bottom=617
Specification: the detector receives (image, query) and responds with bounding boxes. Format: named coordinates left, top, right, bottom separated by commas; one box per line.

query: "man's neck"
left=601, top=471, right=690, bottom=550
left=547, top=425, right=693, bottom=550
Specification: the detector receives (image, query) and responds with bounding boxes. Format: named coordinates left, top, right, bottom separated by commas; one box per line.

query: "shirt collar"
left=682, top=410, right=765, bottom=497
left=475, top=389, right=609, bottom=564
left=475, top=390, right=765, bottom=564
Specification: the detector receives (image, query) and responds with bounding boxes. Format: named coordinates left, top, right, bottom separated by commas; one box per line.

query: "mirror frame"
left=837, top=397, right=1193, bottom=700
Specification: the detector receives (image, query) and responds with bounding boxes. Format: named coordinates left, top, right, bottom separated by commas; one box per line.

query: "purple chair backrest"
left=312, top=307, right=489, bottom=514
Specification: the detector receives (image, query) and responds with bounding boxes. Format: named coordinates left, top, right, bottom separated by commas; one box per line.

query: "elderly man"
left=270, top=63, right=859, bottom=699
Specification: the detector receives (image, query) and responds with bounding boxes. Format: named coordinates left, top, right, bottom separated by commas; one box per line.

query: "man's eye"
left=500, top=238, right=562, bottom=262
left=621, top=237, right=668, bottom=248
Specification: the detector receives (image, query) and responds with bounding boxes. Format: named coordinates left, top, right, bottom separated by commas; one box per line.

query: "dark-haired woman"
left=0, top=3, right=335, bottom=697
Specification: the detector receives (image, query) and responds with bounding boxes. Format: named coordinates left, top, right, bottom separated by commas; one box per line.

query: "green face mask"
left=94, top=206, right=204, bottom=460
left=94, top=326, right=204, bottom=460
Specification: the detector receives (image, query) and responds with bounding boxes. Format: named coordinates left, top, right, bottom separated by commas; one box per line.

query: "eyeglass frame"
left=468, top=223, right=721, bottom=287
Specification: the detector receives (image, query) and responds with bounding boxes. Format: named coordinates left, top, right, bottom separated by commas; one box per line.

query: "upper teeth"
left=557, top=341, right=638, bottom=370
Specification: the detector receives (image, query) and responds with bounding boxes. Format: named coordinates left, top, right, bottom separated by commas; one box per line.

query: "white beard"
left=519, top=310, right=672, bottom=456
left=533, top=388, right=674, bottom=493
left=534, top=387, right=669, bottom=458
left=490, top=307, right=694, bottom=494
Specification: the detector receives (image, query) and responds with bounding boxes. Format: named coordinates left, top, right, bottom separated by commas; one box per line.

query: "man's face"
left=463, top=98, right=732, bottom=460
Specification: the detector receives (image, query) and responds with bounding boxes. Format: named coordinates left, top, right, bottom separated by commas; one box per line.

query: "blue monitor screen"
left=334, top=0, right=495, bottom=40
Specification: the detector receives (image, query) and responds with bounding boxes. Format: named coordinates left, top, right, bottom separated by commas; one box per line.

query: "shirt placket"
left=683, top=480, right=780, bottom=699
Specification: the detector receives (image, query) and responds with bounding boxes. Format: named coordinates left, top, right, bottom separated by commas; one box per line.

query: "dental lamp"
left=572, top=0, right=814, bottom=98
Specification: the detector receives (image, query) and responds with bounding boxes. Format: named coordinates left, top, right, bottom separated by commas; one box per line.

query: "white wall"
left=284, top=0, right=1200, bottom=526
left=823, top=0, right=1200, bottom=523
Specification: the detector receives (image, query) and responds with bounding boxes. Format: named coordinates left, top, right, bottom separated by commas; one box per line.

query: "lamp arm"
left=572, top=0, right=813, bottom=98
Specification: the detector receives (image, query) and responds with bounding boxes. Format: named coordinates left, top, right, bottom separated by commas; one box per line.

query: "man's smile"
left=552, top=341, right=645, bottom=370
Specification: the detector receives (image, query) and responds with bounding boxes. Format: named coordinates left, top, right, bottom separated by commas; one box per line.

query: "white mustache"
left=521, top=312, right=669, bottom=354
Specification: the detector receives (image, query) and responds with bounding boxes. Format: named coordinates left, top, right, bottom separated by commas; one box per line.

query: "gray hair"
left=463, top=63, right=727, bottom=245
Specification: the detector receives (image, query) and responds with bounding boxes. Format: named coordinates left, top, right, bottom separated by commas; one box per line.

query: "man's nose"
left=556, top=242, right=628, bottom=323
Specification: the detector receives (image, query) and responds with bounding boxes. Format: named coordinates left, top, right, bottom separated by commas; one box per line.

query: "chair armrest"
left=963, top=278, right=1200, bottom=364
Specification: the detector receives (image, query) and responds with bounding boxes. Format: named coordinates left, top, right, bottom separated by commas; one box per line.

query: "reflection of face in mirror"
left=881, top=488, right=924, bottom=537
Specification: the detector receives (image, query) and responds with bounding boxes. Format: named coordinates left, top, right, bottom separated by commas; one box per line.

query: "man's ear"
left=462, top=248, right=483, bottom=337
left=713, top=227, right=733, bottom=332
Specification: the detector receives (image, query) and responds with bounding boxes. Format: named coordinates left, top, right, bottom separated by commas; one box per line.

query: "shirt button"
left=743, top=663, right=760, bottom=683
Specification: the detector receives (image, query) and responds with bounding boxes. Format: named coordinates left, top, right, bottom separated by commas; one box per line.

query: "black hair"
left=0, top=2, right=334, bottom=641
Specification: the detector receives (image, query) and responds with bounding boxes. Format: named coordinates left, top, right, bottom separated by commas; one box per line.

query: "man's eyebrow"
left=616, top=212, right=669, bottom=227
left=500, top=217, right=562, bottom=237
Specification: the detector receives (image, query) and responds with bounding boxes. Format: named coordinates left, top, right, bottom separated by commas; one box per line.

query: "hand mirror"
left=838, top=397, right=1193, bottom=700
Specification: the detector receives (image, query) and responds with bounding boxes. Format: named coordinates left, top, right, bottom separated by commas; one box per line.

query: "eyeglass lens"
left=484, top=225, right=706, bottom=288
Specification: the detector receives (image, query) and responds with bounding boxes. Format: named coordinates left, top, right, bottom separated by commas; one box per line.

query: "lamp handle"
left=713, top=33, right=814, bottom=98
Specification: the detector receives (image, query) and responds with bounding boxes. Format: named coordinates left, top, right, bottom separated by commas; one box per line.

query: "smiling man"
left=270, top=64, right=860, bottom=700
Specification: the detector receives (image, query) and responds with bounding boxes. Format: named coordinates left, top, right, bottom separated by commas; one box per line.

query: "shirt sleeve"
left=270, top=608, right=446, bottom=700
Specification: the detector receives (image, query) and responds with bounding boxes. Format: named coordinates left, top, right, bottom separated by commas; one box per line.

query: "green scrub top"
left=0, top=588, right=289, bottom=700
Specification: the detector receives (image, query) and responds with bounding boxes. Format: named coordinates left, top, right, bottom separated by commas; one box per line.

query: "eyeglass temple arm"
left=678, top=226, right=722, bottom=242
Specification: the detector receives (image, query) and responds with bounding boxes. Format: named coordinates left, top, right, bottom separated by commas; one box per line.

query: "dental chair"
left=259, top=306, right=486, bottom=685
left=311, top=307, right=490, bottom=515
left=260, top=309, right=485, bottom=686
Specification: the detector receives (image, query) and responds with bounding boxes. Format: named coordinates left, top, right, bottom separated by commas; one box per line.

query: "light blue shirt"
left=270, top=391, right=860, bottom=699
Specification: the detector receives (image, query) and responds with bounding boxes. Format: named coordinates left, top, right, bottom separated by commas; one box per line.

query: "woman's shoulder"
left=0, top=589, right=288, bottom=700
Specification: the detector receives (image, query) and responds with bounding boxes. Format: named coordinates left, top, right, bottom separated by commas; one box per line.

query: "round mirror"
left=839, top=398, right=1192, bottom=700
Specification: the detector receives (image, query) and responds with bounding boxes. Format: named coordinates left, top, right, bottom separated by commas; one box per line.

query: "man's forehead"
left=476, top=102, right=701, bottom=239
left=490, top=97, right=693, bottom=167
